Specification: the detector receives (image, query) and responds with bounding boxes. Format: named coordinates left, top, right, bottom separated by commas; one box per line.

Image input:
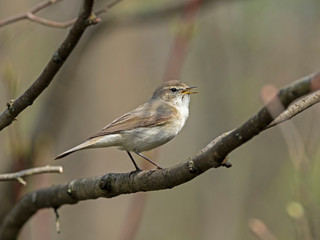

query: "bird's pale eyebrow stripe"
left=165, top=86, right=182, bottom=90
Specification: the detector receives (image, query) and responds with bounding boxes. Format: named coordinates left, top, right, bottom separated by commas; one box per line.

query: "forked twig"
left=0, top=0, right=122, bottom=28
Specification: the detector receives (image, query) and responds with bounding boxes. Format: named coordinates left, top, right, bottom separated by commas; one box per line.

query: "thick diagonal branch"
left=0, top=0, right=96, bottom=131
left=1, top=71, right=320, bottom=240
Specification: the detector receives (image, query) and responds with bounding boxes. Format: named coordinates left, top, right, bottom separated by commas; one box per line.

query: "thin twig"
left=0, top=166, right=63, bottom=185
left=0, top=0, right=123, bottom=29
left=0, top=0, right=64, bottom=27
left=54, top=208, right=61, bottom=234
left=30, top=0, right=63, bottom=13
left=267, top=90, right=320, bottom=129
left=26, top=12, right=76, bottom=28
left=22, top=0, right=122, bottom=28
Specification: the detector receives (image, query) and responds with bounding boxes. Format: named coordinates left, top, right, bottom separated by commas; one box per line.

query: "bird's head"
left=152, top=80, right=197, bottom=105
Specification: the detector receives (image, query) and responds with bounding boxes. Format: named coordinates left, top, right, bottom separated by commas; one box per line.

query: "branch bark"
left=267, top=90, right=320, bottom=129
left=0, top=166, right=63, bottom=185
left=0, top=0, right=97, bottom=131
left=1, top=71, right=320, bottom=240
left=0, top=0, right=64, bottom=27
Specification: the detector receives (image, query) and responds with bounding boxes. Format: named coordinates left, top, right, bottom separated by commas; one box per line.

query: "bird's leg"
left=135, top=152, right=164, bottom=169
left=126, top=151, right=141, bottom=171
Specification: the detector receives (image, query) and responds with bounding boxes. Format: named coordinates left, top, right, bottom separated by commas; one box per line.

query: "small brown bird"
left=55, top=80, right=197, bottom=170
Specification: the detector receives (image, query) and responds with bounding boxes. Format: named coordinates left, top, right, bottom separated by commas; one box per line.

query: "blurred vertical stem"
left=262, top=84, right=320, bottom=240
left=164, top=0, right=202, bottom=81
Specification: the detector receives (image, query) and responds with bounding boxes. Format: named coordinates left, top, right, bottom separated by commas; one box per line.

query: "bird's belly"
left=119, top=126, right=178, bottom=152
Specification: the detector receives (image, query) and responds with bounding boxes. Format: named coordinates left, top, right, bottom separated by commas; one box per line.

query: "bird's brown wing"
left=88, top=100, right=177, bottom=139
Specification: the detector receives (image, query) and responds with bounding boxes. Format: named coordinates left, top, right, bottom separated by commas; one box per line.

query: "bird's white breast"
left=172, top=94, right=190, bottom=132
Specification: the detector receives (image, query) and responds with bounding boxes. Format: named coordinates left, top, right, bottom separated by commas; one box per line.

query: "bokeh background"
left=1, top=0, right=320, bottom=239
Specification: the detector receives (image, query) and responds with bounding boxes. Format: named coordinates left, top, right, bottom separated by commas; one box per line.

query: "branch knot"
left=6, top=100, right=15, bottom=113
left=99, top=174, right=113, bottom=193
left=52, top=51, right=64, bottom=64
left=187, top=160, right=198, bottom=174
left=87, top=13, right=101, bottom=25
left=67, top=180, right=77, bottom=199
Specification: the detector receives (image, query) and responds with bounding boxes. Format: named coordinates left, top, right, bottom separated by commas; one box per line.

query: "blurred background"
left=1, top=0, right=320, bottom=239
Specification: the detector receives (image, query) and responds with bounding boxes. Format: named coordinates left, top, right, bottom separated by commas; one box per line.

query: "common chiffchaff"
left=55, top=80, right=197, bottom=170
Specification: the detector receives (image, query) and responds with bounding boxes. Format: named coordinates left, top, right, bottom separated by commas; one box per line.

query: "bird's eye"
left=170, top=88, right=177, bottom=92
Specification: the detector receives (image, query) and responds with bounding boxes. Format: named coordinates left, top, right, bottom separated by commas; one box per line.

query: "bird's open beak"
left=181, top=86, right=198, bottom=95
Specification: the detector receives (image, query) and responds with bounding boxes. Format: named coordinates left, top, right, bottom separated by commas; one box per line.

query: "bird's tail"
left=54, top=139, right=98, bottom=160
